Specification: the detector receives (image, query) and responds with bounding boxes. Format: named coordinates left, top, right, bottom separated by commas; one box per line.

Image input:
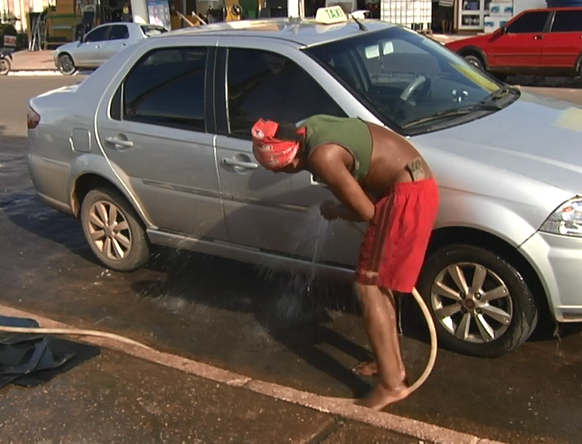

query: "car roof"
left=524, top=6, right=582, bottom=12
left=158, top=18, right=395, bottom=46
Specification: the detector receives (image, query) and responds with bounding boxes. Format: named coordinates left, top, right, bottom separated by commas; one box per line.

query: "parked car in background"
left=53, top=22, right=167, bottom=75
left=28, top=9, right=582, bottom=359
left=446, top=7, right=582, bottom=80
left=0, top=48, right=12, bottom=75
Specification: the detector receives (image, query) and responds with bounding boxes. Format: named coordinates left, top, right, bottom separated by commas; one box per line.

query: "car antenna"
left=350, top=13, right=368, bottom=31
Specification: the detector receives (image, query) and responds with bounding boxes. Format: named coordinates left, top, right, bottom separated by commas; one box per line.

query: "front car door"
left=487, top=10, right=551, bottom=69
left=541, top=9, right=582, bottom=72
left=95, top=40, right=229, bottom=241
left=213, top=39, right=371, bottom=266
left=99, top=24, right=131, bottom=63
left=74, top=25, right=110, bottom=67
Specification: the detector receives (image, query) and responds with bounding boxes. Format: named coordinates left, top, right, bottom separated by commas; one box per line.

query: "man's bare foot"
left=352, top=361, right=379, bottom=376
left=355, top=383, right=410, bottom=411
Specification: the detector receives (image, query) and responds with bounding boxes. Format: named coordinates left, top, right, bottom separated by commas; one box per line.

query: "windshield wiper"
left=401, top=88, right=513, bottom=130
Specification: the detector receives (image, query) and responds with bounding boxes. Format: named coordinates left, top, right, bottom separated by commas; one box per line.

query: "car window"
left=85, top=26, right=109, bottom=42
left=120, top=47, right=207, bottom=131
left=305, top=27, right=505, bottom=132
left=506, top=11, right=550, bottom=34
left=141, top=25, right=167, bottom=36
left=226, top=48, right=346, bottom=139
left=551, top=10, right=582, bottom=32
left=109, top=24, right=129, bottom=40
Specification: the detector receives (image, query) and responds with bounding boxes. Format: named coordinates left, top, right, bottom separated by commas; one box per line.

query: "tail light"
left=27, top=107, right=40, bottom=129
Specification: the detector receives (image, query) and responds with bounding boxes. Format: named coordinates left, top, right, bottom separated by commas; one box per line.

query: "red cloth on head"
left=252, top=119, right=303, bottom=170
left=356, top=178, right=439, bottom=293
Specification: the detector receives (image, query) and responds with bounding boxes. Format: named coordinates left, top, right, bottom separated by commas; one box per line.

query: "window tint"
left=85, top=26, right=108, bottom=42
left=122, top=47, right=207, bottom=131
left=227, top=49, right=346, bottom=138
left=506, top=11, right=549, bottom=34
left=551, top=10, right=582, bottom=32
left=109, top=24, right=129, bottom=40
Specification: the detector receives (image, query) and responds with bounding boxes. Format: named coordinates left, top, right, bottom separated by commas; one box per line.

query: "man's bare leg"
left=353, top=293, right=403, bottom=377
left=355, top=283, right=409, bottom=410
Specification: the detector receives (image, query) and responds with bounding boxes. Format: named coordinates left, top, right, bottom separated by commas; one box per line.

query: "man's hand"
left=320, top=200, right=341, bottom=221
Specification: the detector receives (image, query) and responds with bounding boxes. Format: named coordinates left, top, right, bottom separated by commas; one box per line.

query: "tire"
left=416, top=244, right=538, bottom=358
left=80, top=188, right=150, bottom=272
left=57, top=53, right=77, bottom=76
left=0, top=57, right=10, bottom=75
left=464, top=54, right=485, bottom=71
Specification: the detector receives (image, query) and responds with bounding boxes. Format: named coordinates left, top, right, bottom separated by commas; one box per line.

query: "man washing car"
left=251, top=114, right=439, bottom=410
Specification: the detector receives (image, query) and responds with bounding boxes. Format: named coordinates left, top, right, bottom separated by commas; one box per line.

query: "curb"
left=0, top=303, right=507, bottom=444
left=8, top=69, right=62, bottom=76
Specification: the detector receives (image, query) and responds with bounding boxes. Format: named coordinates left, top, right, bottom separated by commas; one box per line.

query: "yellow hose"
left=0, top=326, right=155, bottom=351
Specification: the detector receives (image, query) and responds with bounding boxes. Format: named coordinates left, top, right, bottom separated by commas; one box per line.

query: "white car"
left=53, top=22, right=167, bottom=75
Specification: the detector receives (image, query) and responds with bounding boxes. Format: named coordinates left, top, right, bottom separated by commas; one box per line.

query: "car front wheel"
left=57, top=53, right=76, bottom=76
left=417, top=244, right=538, bottom=358
left=80, top=188, right=150, bottom=272
left=464, top=54, right=485, bottom=71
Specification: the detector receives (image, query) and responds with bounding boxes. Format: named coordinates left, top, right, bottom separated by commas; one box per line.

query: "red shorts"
left=356, top=178, right=439, bottom=293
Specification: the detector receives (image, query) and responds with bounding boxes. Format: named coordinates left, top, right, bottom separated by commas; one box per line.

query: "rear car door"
left=541, top=9, right=582, bottom=71
left=213, top=41, right=365, bottom=265
left=99, top=24, right=131, bottom=63
left=488, top=10, right=550, bottom=68
left=95, top=43, right=229, bottom=241
left=75, top=25, right=110, bottom=67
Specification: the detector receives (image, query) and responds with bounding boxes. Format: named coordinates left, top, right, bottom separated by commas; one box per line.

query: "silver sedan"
left=53, top=22, right=167, bottom=75
left=29, top=15, right=582, bottom=358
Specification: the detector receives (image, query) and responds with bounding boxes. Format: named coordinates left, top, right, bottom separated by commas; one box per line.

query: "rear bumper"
left=519, top=231, right=582, bottom=322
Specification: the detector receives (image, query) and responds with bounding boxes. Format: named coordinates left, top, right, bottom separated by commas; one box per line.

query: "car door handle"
left=105, top=136, right=133, bottom=148
left=533, top=35, right=543, bottom=40
left=222, top=158, right=258, bottom=169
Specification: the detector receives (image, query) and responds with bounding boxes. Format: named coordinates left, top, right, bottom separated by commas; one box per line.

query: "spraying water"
left=306, top=214, right=329, bottom=298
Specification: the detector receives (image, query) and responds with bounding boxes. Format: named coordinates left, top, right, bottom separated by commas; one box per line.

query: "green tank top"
left=302, top=115, right=373, bottom=183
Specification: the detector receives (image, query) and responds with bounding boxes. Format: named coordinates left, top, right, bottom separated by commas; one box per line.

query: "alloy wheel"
left=58, top=55, right=75, bottom=75
left=87, top=200, right=132, bottom=261
left=430, top=262, right=513, bottom=344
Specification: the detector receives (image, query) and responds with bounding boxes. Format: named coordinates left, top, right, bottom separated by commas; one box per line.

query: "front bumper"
left=519, top=231, right=582, bottom=322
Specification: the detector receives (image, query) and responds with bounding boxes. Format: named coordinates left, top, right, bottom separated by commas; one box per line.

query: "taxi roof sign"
left=315, top=6, right=348, bottom=24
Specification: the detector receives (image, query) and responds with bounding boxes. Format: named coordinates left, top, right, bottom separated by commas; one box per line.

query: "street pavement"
left=1, top=77, right=582, bottom=443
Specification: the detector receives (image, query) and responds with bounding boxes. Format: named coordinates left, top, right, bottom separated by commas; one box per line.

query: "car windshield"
left=141, top=25, right=167, bottom=36
left=304, top=27, right=517, bottom=133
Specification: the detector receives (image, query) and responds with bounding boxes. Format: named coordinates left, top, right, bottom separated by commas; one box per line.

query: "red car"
left=446, top=7, right=582, bottom=79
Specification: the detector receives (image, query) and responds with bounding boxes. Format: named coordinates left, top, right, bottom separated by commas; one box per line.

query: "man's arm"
left=309, top=144, right=375, bottom=222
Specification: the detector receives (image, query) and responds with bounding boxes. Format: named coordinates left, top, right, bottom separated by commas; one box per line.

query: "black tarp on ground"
left=0, top=315, right=100, bottom=389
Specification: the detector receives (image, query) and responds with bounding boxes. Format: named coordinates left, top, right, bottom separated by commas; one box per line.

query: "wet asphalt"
left=1, top=76, right=582, bottom=444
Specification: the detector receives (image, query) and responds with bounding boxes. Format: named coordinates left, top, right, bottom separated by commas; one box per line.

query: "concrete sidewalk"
left=0, top=348, right=420, bottom=444
left=10, top=50, right=58, bottom=73
left=0, top=304, right=504, bottom=444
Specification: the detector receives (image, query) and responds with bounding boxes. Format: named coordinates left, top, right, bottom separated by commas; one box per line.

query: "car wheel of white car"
left=0, top=57, right=11, bottom=75
left=417, top=244, right=538, bottom=358
left=58, top=54, right=77, bottom=76
left=81, top=188, right=150, bottom=272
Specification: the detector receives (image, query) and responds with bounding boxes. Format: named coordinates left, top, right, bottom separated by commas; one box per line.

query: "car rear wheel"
left=464, top=54, right=485, bottom=71
left=81, top=188, right=150, bottom=272
left=58, top=54, right=76, bottom=76
left=0, top=57, right=11, bottom=75
left=417, top=244, right=538, bottom=358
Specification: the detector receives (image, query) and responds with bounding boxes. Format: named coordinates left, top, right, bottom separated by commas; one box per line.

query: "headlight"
left=540, top=197, right=582, bottom=237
